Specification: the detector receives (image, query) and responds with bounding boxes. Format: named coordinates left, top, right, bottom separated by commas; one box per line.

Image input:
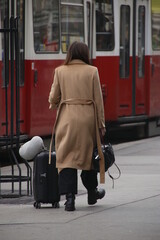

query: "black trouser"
left=59, top=168, right=98, bottom=195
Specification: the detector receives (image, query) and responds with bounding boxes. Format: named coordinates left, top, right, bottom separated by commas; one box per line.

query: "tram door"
left=118, top=0, right=147, bottom=117
left=135, top=0, right=148, bottom=115
left=0, top=0, right=25, bottom=145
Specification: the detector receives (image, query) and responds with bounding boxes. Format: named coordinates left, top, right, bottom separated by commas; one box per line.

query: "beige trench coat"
left=48, top=60, right=105, bottom=172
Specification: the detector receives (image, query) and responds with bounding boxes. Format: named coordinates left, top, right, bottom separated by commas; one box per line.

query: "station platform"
left=0, top=136, right=160, bottom=240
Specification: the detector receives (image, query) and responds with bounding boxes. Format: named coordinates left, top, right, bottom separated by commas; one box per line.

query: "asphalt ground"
left=0, top=136, right=160, bottom=240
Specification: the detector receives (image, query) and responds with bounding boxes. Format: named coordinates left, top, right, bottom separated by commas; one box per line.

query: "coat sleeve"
left=93, top=68, right=105, bottom=128
left=48, top=68, right=61, bottom=109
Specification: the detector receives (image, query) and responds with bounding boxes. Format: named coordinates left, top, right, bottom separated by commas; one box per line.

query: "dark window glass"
left=61, top=0, right=83, bottom=3
left=61, top=3, right=84, bottom=52
left=151, top=0, right=160, bottom=50
left=0, top=0, right=9, bottom=87
left=0, top=0, right=25, bottom=86
left=33, top=0, right=59, bottom=53
left=119, top=5, right=130, bottom=78
left=87, top=2, right=91, bottom=50
left=138, top=6, right=145, bottom=78
left=96, top=0, right=114, bottom=51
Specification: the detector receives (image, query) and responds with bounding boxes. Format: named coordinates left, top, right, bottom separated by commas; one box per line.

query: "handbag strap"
left=108, top=162, right=121, bottom=188
left=49, top=98, right=105, bottom=183
left=49, top=123, right=56, bottom=165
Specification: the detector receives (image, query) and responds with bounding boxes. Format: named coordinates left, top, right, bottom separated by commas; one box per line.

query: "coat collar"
left=68, top=59, right=86, bottom=65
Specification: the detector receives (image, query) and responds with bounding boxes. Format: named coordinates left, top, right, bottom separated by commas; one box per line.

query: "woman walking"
left=48, top=41, right=106, bottom=211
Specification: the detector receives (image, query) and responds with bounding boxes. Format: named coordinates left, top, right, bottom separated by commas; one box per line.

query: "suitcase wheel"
left=52, top=202, right=60, bottom=208
left=34, top=201, right=41, bottom=209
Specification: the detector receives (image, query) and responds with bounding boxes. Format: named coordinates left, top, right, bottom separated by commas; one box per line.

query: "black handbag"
left=93, top=143, right=121, bottom=187
left=93, top=143, right=115, bottom=172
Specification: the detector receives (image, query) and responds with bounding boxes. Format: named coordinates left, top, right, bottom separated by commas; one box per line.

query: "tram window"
left=61, top=2, right=84, bottom=53
left=61, top=0, right=83, bottom=3
left=0, top=0, right=9, bottom=87
left=138, top=6, right=145, bottom=78
left=151, top=0, right=160, bottom=50
left=87, top=2, right=91, bottom=50
left=0, top=3, right=5, bottom=86
left=119, top=5, right=130, bottom=78
left=33, top=0, right=60, bottom=53
left=96, top=0, right=114, bottom=51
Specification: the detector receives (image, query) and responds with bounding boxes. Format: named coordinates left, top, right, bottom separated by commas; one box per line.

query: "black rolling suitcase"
left=33, top=151, right=60, bottom=209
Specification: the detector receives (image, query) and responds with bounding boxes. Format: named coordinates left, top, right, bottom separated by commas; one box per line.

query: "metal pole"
left=4, top=17, right=9, bottom=146
left=10, top=1, right=15, bottom=148
left=132, top=0, right=136, bottom=116
left=15, top=17, right=20, bottom=149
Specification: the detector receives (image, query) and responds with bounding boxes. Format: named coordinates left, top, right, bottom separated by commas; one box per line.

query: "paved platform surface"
left=0, top=137, right=160, bottom=240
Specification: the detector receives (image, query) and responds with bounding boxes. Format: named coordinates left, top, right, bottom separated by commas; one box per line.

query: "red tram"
left=0, top=0, right=160, bottom=148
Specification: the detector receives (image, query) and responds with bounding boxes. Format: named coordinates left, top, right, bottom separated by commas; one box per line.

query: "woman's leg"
left=59, top=168, right=77, bottom=211
left=81, top=170, right=105, bottom=205
left=80, top=170, right=98, bottom=190
left=59, top=168, right=77, bottom=195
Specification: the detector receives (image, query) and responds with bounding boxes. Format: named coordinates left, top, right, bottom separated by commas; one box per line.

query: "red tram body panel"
left=93, top=56, right=119, bottom=120
left=149, top=55, right=160, bottom=116
left=25, top=59, right=62, bottom=136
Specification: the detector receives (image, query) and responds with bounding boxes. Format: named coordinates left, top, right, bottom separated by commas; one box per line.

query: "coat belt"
left=49, top=98, right=105, bottom=184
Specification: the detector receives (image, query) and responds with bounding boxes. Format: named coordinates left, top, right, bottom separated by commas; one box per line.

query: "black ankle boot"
left=65, top=193, right=76, bottom=211
left=88, top=188, right=105, bottom=205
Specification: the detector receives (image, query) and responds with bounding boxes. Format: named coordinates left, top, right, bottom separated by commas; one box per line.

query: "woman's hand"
left=100, top=127, right=106, bottom=136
